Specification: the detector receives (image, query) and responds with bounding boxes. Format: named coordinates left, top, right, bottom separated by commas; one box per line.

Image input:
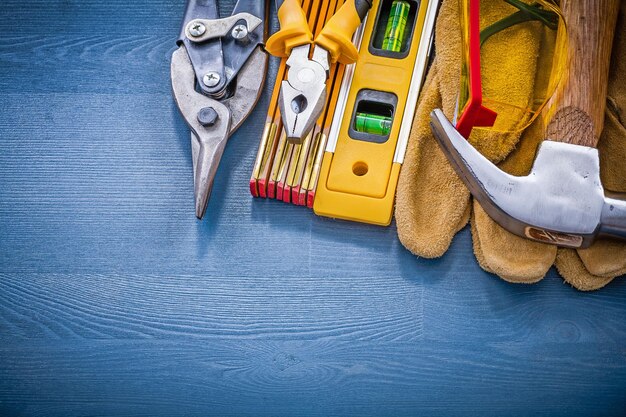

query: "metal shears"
left=266, top=0, right=373, bottom=143
left=172, top=0, right=268, bottom=219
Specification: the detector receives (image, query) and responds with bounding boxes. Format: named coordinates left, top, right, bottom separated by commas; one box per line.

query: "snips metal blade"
left=172, top=0, right=268, bottom=219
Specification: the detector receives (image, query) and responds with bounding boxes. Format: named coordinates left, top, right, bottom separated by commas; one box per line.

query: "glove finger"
left=456, top=203, right=471, bottom=234
left=433, top=0, right=461, bottom=116
left=472, top=201, right=556, bottom=283
left=578, top=240, right=626, bottom=278
left=396, top=62, right=471, bottom=258
left=556, top=249, right=616, bottom=291
left=470, top=211, right=495, bottom=275
left=471, top=118, right=556, bottom=283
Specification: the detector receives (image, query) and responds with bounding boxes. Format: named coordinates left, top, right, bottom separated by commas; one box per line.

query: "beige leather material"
left=396, top=61, right=471, bottom=258
left=396, top=0, right=626, bottom=290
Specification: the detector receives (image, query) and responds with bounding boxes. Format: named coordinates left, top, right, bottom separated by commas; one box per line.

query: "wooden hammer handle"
left=546, top=0, right=619, bottom=148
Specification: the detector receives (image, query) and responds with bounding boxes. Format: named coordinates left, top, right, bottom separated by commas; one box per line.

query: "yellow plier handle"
left=266, top=0, right=372, bottom=64
left=316, top=0, right=372, bottom=64
left=265, top=0, right=313, bottom=57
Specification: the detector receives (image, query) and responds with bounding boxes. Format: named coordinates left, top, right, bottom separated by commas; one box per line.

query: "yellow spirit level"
left=313, top=0, right=439, bottom=225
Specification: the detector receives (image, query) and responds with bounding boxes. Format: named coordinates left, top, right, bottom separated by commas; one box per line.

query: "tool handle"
left=265, top=0, right=313, bottom=57
left=546, top=0, right=619, bottom=147
left=316, top=0, right=373, bottom=64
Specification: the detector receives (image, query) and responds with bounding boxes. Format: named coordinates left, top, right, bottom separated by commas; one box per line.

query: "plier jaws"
left=266, top=0, right=373, bottom=143
left=279, top=45, right=330, bottom=142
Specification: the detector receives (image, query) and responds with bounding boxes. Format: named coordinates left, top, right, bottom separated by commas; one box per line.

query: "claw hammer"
left=430, top=0, right=625, bottom=248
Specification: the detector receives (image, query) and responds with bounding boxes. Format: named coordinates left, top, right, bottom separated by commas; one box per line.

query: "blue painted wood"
left=0, top=1, right=625, bottom=416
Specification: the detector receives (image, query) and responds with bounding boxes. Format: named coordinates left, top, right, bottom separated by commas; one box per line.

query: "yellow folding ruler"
left=251, top=0, right=439, bottom=225
left=250, top=0, right=347, bottom=205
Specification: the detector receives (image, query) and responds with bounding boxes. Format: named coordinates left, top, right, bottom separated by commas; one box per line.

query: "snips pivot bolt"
left=188, top=21, right=206, bottom=37
left=203, top=72, right=221, bottom=88
left=231, top=24, right=249, bottom=41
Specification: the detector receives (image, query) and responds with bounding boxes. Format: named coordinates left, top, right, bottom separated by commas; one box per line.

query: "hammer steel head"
left=430, top=108, right=626, bottom=248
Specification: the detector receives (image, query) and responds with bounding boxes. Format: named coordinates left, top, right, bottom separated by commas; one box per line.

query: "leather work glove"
left=470, top=2, right=626, bottom=291
left=395, top=0, right=626, bottom=290
left=396, top=0, right=552, bottom=261
left=396, top=0, right=539, bottom=257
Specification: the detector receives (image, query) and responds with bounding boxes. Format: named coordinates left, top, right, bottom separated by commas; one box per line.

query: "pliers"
left=171, top=0, right=268, bottom=219
left=266, top=0, right=373, bottom=143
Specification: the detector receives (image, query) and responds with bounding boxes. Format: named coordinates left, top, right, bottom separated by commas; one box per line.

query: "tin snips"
left=172, top=0, right=268, bottom=219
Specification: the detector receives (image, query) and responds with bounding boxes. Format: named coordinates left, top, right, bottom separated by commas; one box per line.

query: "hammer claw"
left=430, top=109, right=532, bottom=242
left=430, top=109, right=626, bottom=249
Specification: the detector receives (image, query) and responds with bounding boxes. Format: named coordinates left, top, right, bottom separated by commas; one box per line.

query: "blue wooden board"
left=1, top=1, right=625, bottom=416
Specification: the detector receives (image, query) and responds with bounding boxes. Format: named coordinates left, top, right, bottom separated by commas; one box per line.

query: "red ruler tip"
left=307, top=191, right=315, bottom=209
left=249, top=179, right=259, bottom=198
left=268, top=181, right=276, bottom=199
left=282, top=185, right=291, bottom=203
left=258, top=179, right=268, bottom=199
left=292, top=186, right=301, bottom=206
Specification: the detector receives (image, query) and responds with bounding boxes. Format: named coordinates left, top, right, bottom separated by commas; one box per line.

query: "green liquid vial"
left=382, top=0, right=410, bottom=52
left=355, top=112, right=393, bottom=136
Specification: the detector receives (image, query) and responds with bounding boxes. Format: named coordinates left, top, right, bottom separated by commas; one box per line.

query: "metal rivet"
left=231, top=24, right=248, bottom=40
left=202, top=72, right=221, bottom=88
left=197, top=107, right=219, bottom=127
left=188, top=21, right=206, bottom=37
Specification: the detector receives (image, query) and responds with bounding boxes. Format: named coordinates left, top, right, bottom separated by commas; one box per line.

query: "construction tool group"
left=172, top=0, right=626, bottom=290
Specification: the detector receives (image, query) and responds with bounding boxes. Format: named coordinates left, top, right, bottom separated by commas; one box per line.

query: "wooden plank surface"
left=0, top=1, right=625, bottom=416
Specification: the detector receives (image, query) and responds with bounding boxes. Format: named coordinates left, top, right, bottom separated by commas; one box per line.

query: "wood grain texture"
left=1, top=340, right=626, bottom=417
left=546, top=0, right=619, bottom=146
left=0, top=0, right=625, bottom=416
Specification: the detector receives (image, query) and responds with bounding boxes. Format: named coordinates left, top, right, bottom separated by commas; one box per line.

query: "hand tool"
left=431, top=0, right=626, bottom=248
left=280, top=0, right=350, bottom=204
left=172, top=0, right=268, bottom=219
left=250, top=0, right=351, bottom=203
left=266, top=0, right=374, bottom=143
left=314, top=0, right=440, bottom=226
left=250, top=0, right=319, bottom=199
left=250, top=0, right=438, bottom=223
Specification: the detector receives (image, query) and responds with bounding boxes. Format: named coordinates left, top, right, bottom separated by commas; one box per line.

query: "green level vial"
left=355, top=112, right=393, bottom=136
left=382, top=0, right=410, bottom=52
